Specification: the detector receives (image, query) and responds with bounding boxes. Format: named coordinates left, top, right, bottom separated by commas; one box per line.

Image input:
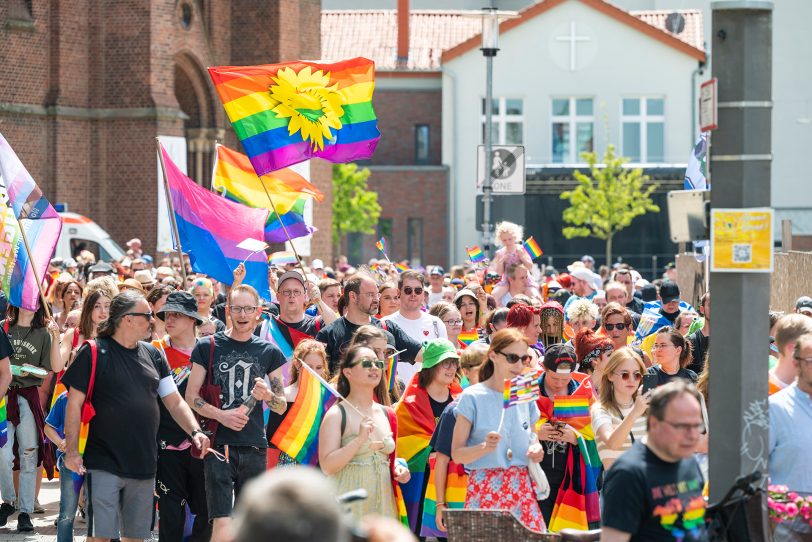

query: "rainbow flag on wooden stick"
left=523, top=236, right=543, bottom=260
left=270, top=361, right=337, bottom=465
left=209, top=57, right=380, bottom=174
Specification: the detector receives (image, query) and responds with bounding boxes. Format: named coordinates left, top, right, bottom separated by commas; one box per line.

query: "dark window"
left=346, top=233, right=363, bottom=266
left=407, top=218, right=423, bottom=267
left=377, top=218, right=393, bottom=245
left=415, top=125, right=430, bottom=164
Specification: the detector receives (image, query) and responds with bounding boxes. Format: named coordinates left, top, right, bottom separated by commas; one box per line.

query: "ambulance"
left=55, top=212, right=125, bottom=262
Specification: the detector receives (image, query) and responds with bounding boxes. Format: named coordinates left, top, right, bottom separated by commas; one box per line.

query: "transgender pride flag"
left=0, top=134, right=62, bottom=311
left=159, top=142, right=271, bottom=297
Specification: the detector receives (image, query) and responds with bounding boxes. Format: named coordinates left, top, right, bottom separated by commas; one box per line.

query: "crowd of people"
left=0, top=220, right=809, bottom=541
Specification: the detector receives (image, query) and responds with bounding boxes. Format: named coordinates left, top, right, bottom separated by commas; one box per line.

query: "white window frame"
left=551, top=97, right=594, bottom=163
left=620, top=97, right=665, bottom=164
left=481, top=97, right=524, bottom=145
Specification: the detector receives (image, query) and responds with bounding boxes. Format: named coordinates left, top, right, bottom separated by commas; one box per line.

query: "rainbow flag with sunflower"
left=209, top=57, right=380, bottom=174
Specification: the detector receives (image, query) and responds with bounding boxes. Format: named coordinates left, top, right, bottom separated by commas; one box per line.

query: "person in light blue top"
left=44, top=391, right=81, bottom=542
left=451, top=328, right=546, bottom=532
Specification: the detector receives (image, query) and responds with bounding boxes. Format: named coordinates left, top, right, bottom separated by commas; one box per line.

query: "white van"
left=56, top=212, right=125, bottom=262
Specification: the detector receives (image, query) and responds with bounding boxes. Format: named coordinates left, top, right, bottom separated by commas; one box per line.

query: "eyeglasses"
left=439, top=359, right=460, bottom=369
left=279, top=289, right=304, bottom=298
left=604, top=323, right=628, bottom=331
left=651, top=343, right=673, bottom=350
left=402, top=286, right=424, bottom=296
left=661, top=420, right=706, bottom=434
left=229, top=306, right=258, bottom=314
left=794, top=356, right=812, bottom=365
left=496, top=350, right=532, bottom=364
left=614, top=370, right=643, bottom=381
left=444, top=319, right=463, bottom=326
left=125, top=311, right=154, bottom=320
left=355, top=358, right=385, bottom=370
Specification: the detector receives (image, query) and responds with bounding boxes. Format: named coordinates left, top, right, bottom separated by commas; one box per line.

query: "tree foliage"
left=332, top=163, right=381, bottom=253
left=560, top=145, right=660, bottom=265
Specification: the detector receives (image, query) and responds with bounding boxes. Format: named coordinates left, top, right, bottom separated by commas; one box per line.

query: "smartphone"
left=641, top=373, right=658, bottom=394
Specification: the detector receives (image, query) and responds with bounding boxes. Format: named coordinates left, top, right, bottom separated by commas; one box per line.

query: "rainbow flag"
left=161, top=143, right=271, bottom=297
left=503, top=370, right=542, bottom=408
left=393, top=262, right=409, bottom=273
left=270, top=361, right=336, bottom=465
left=209, top=57, right=380, bottom=175
left=466, top=246, right=486, bottom=264
left=376, top=237, right=387, bottom=255
left=0, top=397, right=7, bottom=448
left=269, top=251, right=298, bottom=266
left=0, top=134, right=63, bottom=311
left=213, top=145, right=317, bottom=243
left=394, top=484, right=409, bottom=527
left=523, top=236, right=543, bottom=259
left=387, top=351, right=398, bottom=391
left=457, top=329, right=478, bottom=349
left=73, top=401, right=94, bottom=493
left=553, top=396, right=591, bottom=419
left=420, top=455, right=468, bottom=538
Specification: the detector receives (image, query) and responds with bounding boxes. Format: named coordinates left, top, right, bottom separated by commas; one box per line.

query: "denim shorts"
left=204, top=445, right=266, bottom=519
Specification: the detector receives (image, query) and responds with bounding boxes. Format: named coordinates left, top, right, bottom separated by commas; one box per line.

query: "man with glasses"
left=601, top=381, right=707, bottom=542
left=769, top=333, right=812, bottom=541
left=61, top=291, right=207, bottom=542
left=383, top=271, right=447, bottom=386
left=186, top=285, right=288, bottom=542
left=316, top=273, right=422, bottom=374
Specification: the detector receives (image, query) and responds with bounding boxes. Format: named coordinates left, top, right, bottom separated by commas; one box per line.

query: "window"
left=415, top=125, right=430, bottom=164
left=377, top=218, right=393, bottom=246
left=481, top=98, right=524, bottom=145
left=621, top=98, right=665, bottom=163
left=407, top=218, right=423, bottom=267
left=551, top=97, right=594, bottom=163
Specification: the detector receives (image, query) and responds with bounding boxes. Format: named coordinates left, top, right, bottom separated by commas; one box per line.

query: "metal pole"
left=708, top=6, right=773, bottom=535
left=482, top=51, right=495, bottom=257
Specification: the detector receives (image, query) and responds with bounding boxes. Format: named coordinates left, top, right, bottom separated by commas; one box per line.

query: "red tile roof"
left=322, top=3, right=704, bottom=71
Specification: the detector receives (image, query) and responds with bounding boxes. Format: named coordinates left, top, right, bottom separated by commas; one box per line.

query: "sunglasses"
left=355, top=358, right=385, bottom=370
left=496, top=350, right=532, bottom=364
left=615, top=371, right=643, bottom=381
left=125, top=311, right=154, bottom=320
left=403, top=286, right=424, bottom=296
left=604, top=323, right=628, bottom=331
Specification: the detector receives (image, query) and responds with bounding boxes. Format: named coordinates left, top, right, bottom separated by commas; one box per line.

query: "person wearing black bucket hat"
left=152, top=291, right=211, bottom=542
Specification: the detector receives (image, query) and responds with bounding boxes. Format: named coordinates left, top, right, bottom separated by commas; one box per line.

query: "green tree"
left=560, top=145, right=659, bottom=265
left=332, top=163, right=381, bottom=256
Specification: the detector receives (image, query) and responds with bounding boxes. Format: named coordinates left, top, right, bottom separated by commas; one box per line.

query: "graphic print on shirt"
left=216, top=349, right=260, bottom=408
left=651, top=478, right=706, bottom=541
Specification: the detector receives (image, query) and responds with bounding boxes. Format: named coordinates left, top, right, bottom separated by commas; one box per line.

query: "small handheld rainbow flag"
left=466, top=246, right=486, bottom=264
left=503, top=370, right=542, bottom=408
left=523, top=236, right=543, bottom=260
left=269, top=251, right=298, bottom=266
left=553, top=396, right=591, bottom=419
left=376, top=237, right=388, bottom=255
left=393, top=262, right=409, bottom=273
left=387, top=350, right=406, bottom=392
left=0, top=397, right=7, bottom=448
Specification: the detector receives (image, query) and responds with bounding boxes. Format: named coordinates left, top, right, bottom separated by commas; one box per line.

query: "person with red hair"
left=574, top=328, right=614, bottom=391
left=506, top=304, right=543, bottom=363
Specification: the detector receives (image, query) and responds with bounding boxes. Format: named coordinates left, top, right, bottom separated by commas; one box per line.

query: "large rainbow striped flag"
left=212, top=145, right=318, bottom=243
left=0, top=134, right=63, bottom=311
left=421, top=455, right=467, bottom=537
left=160, top=143, right=270, bottom=297
left=209, top=57, right=380, bottom=174
left=270, top=361, right=336, bottom=465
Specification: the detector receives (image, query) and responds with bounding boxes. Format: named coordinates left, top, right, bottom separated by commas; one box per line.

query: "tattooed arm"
left=187, top=363, right=249, bottom=432
left=266, top=367, right=288, bottom=414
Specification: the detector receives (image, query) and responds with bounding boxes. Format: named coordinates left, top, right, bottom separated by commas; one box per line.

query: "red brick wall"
left=371, top=89, right=443, bottom=166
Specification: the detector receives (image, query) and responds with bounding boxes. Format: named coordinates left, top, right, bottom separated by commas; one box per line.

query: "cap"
left=796, top=296, right=812, bottom=315
left=278, top=270, right=306, bottom=289
left=119, top=278, right=145, bottom=293
left=569, top=268, right=601, bottom=291
left=89, top=262, right=114, bottom=274
left=126, top=238, right=142, bottom=248
left=543, top=343, right=577, bottom=374
left=557, top=273, right=572, bottom=289
left=50, top=257, right=64, bottom=268
left=454, top=288, right=477, bottom=303
left=429, top=266, right=445, bottom=276
left=133, top=270, right=156, bottom=289
left=664, top=262, right=676, bottom=270
left=660, top=281, right=680, bottom=304
left=64, top=258, right=78, bottom=268
left=420, top=339, right=460, bottom=371
left=581, top=255, right=595, bottom=264
left=311, top=259, right=324, bottom=270
left=141, top=255, right=154, bottom=264
left=157, top=291, right=204, bottom=325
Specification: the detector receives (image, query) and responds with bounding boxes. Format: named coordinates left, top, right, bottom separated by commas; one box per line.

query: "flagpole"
left=155, top=138, right=188, bottom=287
left=14, top=218, right=52, bottom=319
left=256, top=174, right=311, bottom=284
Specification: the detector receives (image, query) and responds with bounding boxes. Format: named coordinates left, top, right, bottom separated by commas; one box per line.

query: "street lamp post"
left=481, top=8, right=500, bottom=258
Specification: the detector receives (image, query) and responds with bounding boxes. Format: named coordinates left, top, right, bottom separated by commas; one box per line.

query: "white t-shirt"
left=427, top=290, right=444, bottom=308
left=383, top=311, right=448, bottom=386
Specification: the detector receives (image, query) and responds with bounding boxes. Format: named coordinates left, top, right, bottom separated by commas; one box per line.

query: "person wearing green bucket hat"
left=395, top=338, right=463, bottom=537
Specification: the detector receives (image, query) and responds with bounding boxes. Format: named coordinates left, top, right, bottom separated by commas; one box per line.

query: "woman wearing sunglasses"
left=451, top=328, right=546, bottom=533
left=591, top=347, right=650, bottom=470
left=395, top=338, right=463, bottom=538
left=319, top=345, right=409, bottom=522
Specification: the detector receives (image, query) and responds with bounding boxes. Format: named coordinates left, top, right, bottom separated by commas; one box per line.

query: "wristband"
left=191, top=429, right=205, bottom=439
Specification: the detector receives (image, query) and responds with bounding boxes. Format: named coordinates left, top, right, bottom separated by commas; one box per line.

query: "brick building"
left=0, top=0, right=333, bottom=260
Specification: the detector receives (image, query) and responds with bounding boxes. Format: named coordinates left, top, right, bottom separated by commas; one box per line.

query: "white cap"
left=569, top=268, right=602, bottom=291
left=311, top=259, right=324, bottom=270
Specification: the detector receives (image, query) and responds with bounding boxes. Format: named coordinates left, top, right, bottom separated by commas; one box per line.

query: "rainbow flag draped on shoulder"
left=209, top=57, right=380, bottom=174
left=0, top=134, right=63, bottom=311
left=212, top=145, right=318, bottom=243
left=537, top=374, right=601, bottom=532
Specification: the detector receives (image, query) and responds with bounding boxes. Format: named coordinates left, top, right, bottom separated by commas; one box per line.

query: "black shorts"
left=203, top=445, right=267, bottom=520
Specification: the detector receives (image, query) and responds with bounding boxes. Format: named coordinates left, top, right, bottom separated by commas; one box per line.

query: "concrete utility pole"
left=707, top=0, right=772, bottom=528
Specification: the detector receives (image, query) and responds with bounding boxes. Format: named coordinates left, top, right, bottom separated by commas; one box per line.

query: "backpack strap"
left=384, top=406, right=398, bottom=480
left=71, top=327, right=80, bottom=350
left=85, top=340, right=98, bottom=402
left=315, top=318, right=322, bottom=333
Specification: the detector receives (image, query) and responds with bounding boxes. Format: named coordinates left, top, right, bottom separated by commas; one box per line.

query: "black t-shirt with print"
left=190, top=332, right=286, bottom=448
left=646, top=365, right=698, bottom=389
left=602, top=442, right=708, bottom=541
left=428, top=394, right=454, bottom=427
left=61, top=338, right=172, bottom=479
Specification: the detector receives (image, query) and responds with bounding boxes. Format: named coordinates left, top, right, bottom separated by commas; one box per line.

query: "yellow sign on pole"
left=710, top=208, right=774, bottom=273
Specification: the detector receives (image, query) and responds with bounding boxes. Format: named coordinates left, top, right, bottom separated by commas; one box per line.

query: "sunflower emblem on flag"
left=268, top=66, right=345, bottom=150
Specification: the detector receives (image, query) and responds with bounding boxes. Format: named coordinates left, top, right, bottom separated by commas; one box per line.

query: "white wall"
left=442, top=0, right=700, bottom=261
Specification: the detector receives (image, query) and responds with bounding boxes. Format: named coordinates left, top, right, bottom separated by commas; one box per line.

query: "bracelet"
left=191, top=429, right=204, bottom=438
left=436, top=502, right=447, bottom=508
